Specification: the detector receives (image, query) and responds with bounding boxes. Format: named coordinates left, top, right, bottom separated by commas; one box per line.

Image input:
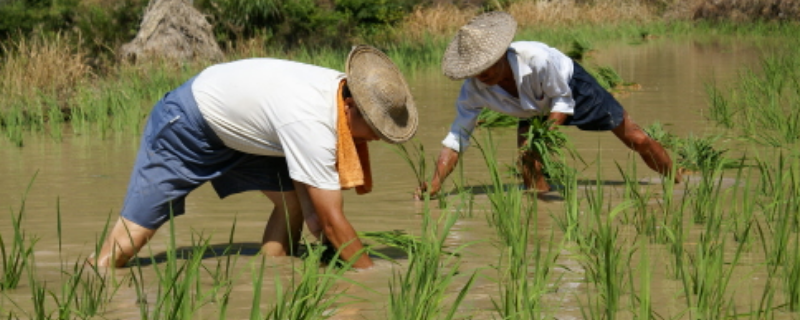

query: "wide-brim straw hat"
left=346, top=45, right=418, bottom=143
left=442, top=11, right=517, bottom=80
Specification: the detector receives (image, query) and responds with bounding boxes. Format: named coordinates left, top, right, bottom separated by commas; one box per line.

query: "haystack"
left=120, top=0, right=223, bottom=63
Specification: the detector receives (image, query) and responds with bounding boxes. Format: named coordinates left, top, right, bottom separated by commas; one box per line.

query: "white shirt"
left=442, top=41, right=575, bottom=152
left=192, top=58, right=346, bottom=190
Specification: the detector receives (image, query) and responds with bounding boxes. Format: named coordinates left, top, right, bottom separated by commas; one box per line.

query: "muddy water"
left=0, top=38, right=774, bottom=318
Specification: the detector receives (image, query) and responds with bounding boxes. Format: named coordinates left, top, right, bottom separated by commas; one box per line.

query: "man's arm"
left=417, top=147, right=460, bottom=199
left=303, top=183, right=373, bottom=269
left=547, top=112, right=568, bottom=127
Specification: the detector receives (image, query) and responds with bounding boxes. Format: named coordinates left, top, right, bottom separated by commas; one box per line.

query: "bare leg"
left=518, top=123, right=551, bottom=192
left=90, top=217, right=157, bottom=268
left=612, top=111, right=681, bottom=183
left=261, top=190, right=304, bottom=257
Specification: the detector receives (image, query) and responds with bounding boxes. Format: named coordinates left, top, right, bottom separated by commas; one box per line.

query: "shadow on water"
left=445, top=178, right=655, bottom=195
left=128, top=241, right=409, bottom=268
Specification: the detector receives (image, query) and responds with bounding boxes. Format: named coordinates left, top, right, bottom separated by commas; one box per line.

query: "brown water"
left=0, top=38, right=778, bottom=318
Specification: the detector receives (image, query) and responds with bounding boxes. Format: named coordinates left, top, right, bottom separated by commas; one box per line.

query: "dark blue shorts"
left=120, top=77, right=294, bottom=230
left=519, top=61, right=624, bottom=131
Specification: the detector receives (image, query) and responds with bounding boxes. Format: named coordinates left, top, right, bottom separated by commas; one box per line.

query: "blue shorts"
left=120, top=77, right=294, bottom=230
left=519, top=61, right=624, bottom=131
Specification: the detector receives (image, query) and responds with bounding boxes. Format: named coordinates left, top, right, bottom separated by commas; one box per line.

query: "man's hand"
left=415, top=147, right=460, bottom=201
left=547, top=112, right=568, bottom=128
left=304, top=184, right=373, bottom=269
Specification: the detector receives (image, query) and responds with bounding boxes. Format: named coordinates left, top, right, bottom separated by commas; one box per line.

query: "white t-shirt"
left=442, top=41, right=575, bottom=152
left=192, top=58, right=346, bottom=190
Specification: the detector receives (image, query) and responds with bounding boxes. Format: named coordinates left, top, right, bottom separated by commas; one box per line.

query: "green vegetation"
left=5, top=1, right=800, bottom=319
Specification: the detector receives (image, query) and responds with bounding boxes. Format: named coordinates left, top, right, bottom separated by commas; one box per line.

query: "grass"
left=5, top=17, right=800, bottom=319
left=386, top=198, right=476, bottom=320
left=474, top=131, right=562, bottom=320
left=0, top=172, right=39, bottom=291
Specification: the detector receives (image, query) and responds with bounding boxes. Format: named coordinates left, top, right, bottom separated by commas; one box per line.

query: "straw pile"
left=119, top=0, right=223, bottom=63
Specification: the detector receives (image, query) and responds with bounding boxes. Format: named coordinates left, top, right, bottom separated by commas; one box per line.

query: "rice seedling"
left=392, top=139, right=430, bottom=197
left=631, top=239, right=655, bottom=319
left=704, top=53, right=800, bottom=148
left=614, top=159, right=659, bottom=237
left=476, top=109, right=517, bottom=128
left=682, top=220, right=750, bottom=319
left=147, top=225, right=217, bottom=319
left=358, top=230, right=423, bottom=255
left=259, top=240, right=362, bottom=320
left=574, top=171, right=635, bottom=320
left=386, top=198, right=476, bottom=320
left=519, top=117, right=581, bottom=191
left=473, top=130, right=562, bottom=319
left=705, top=83, right=734, bottom=129
left=1, top=173, right=39, bottom=291
left=566, top=37, right=594, bottom=62
left=643, top=121, right=679, bottom=150
left=675, top=134, right=742, bottom=173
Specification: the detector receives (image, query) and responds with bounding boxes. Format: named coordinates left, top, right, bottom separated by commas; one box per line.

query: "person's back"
left=193, top=58, right=345, bottom=157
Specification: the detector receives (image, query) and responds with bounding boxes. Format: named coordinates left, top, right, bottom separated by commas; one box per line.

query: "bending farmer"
left=421, top=11, right=680, bottom=197
left=91, top=46, right=417, bottom=269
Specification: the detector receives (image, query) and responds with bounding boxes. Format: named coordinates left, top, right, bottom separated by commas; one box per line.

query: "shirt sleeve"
left=529, top=54, right=575, bottom=115
left=442, top=81, right=484, bottom=152
left=277, top=120, right=340, bottom=190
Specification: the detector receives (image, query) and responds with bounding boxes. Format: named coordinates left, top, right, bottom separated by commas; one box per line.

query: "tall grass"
left=706, top=53, right=800, bottom=148
left=386, top=198, right=476, bottom=320
left=259, top=241, right=359, bottom=320
left=0, top=173, right=39, bottom=291
left=575, top=168, right=635, bottom=320
left=474, top=132, right=562, bottom=319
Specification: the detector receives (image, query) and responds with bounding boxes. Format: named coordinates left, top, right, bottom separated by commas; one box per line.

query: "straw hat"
left=346, top=45, right=418, bottom=143
left=442, top=11, right=517, bottom=80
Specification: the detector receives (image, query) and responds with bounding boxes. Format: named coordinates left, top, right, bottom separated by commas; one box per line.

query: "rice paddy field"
left=2, top=3, right=800, bottom=319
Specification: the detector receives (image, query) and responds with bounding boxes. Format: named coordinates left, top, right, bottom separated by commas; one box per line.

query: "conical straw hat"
left=346, top=45, right=418, bottom=143
left=442, top=11, right=517, bottom=80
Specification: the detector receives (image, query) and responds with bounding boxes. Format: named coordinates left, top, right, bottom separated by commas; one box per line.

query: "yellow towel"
left=336, top=80, right=373, bottom=195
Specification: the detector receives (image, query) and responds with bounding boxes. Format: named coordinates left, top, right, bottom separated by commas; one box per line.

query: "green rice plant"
left=705, top=54, right=800, bottom=148
left=358, top=230, right=423, bottom=255
left=0, top=172, right=39, bottom=291
left=125, top=211, right=227, bottom=319
left=575, top=171, right=635, bottom=320
left=200, top=219, right=241, bottom=315
left=28, top=267, right=50, bottom=320
left=258, top=239, right=361, bottom=320
left=386, top=200, right=476, bottom=320
left=780, top=229, right=800, bottom=312
left=49, top=259, right=117, bottom=319
left=631, top=239, right=654, bottom=320
left=674, top=134, right=741, bottom=173
left=643, top=121, right=680, bottom=151
left=614, top=159, right=659, bottom=237
left=476, top=109, right=517, bottom=128
left=660, top=188, right=692, bottom=280
left=391, top=139, right=430, bottom=196
left=592, top=65, right=625, bottom=89
left=492, top=190, right=562, bottom=320
left=519, top=117, right=581, bottom=192
left=727, top=163, right=756, bottom=245
left=473, top=129, right=563, bottom=319
left=705, top=83, right=735, bottom=129
left=1, top=106, right=25, bottom=147
left=554, top=163, right=582, bottom=241
left=682, top=219, right=750, bottom=319
left=565, top=37, right=593, bottom=62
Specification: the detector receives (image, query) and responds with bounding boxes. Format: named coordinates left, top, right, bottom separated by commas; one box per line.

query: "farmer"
left=90, top=45, right=417, bottom=270
left=419, top=12, right=680, bottom=198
